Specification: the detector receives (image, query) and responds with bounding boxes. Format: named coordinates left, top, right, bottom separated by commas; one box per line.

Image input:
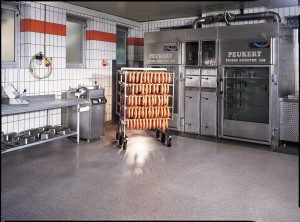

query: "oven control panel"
left=91, top=97, right=107, bottom=105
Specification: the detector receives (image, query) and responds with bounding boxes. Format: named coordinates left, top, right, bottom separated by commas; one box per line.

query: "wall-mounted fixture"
left=29, top=52, right=53, bottom=79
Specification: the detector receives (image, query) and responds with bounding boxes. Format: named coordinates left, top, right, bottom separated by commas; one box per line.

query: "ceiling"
left=65, top=1, right=299, bottom=22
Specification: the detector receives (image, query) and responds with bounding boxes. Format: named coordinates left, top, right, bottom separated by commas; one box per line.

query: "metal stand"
left=116, top=67, right=175, bottom=150
left=1, top=95, right=87, bottom=154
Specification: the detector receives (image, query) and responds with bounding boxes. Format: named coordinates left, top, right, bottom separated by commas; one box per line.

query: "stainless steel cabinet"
left=201, top=92, right=217, bottom=136
left=185, top=89, right=200, bottom=134
left=186, top=75, right=200, bottom=87
left=201, top=76, right=217, bottom=88
left=200, top=68, right=217, bottom=137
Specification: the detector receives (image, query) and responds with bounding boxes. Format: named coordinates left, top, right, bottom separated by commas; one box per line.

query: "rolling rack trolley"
left=116, top=67, right=174, bottom=150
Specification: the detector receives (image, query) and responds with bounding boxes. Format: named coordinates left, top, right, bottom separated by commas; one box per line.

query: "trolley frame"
left=115, top=67, right=175, bottom=149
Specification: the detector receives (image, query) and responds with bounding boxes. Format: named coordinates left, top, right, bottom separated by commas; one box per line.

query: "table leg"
left=47, top=110, right=49, bottom=125
left=77, top=104, right=80, bottom=144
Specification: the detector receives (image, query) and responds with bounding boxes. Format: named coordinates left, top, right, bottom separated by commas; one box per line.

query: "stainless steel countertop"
left=1, top=98, right=89, bottom=116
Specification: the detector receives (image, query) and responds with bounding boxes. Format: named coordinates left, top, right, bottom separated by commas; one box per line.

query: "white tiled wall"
left=1, top=2, right=299, bottom=135
left=1, top=1, right=117, bottom=134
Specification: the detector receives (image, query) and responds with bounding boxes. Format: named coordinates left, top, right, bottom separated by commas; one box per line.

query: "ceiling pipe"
left=192, top=11, right=281, bottom=29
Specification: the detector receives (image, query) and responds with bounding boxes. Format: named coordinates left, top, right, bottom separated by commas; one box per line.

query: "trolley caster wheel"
left=123, top=140, right=127, bottom=150
left=156, top=130, right=160, bottom=138
left=116, top=130, right=120, bottom=140
left=167, top=137, right=172, bottom=147
left=119, top=135, right=123, bottom=145
left=161, top=133, right=166, bottom=144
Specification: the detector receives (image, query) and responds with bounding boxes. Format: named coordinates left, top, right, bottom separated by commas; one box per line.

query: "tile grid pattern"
left=1, top=1, right=117, bottom=133
left=1, top=2, right=299, bottom=134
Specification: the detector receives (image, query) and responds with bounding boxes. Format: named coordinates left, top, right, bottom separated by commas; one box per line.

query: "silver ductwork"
left=192, top=11, right=281, bottom=29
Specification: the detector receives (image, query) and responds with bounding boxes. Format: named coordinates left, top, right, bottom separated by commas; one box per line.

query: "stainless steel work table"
left=1, top=94, right=89, bottom=154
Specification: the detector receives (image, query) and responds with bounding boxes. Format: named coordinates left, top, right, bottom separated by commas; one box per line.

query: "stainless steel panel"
left=1, top=95, right=87, bottom=116
left=278, top=26, right=296, bottom=97
left=87, top=88, right=104, bottom=98
left=201, top=92, right=217, bottom=136
left=90, top=104, right=105, bottom=138
left=80, top=106, right=91, bottom=139
left=185, top=75, right=200, bottom=87
left=220, top=39, right=272, bottom=65
left=144, top=43, right=181, bottom=65
left=223, top=120, right=270, bottom=142
left=66, top=104, right=90, bottom=139
left=185, top=89, right=200, bottom=134
left=201, top=68, right=217, bottom=76
left=186, top=68, right=200, bottom=76
left=185, top=27, right=217, bottom=41
left=201, top=76, right=217, bottom=88
left=218, top=23, right=280, bottom=40
left=280, top=99, right=299, bottom=142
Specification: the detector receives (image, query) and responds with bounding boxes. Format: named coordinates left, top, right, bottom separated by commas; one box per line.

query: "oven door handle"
left=220, top=78, right=224, bottom=95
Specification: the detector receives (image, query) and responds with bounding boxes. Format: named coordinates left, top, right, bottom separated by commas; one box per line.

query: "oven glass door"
left=223, top=67, right=270, bottom=142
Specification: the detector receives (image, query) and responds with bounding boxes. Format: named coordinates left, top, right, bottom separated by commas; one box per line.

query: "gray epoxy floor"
left=1, top=123, right=299, bottom=221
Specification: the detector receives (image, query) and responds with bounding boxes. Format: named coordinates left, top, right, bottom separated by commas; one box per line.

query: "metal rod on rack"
left=116, top=68, right=174, bottom=148
left=172, top=71, right=175, bottom=120
left=123, top=70, right=126, bottom=137
left=77, top=104, right=80, bottom=144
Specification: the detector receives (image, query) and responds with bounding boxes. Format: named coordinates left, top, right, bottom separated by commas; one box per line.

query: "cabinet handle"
left=201, top=97, right=208, bottom=100
left=202, top=125, right=208, bottom=128
left=220, top=78, right=223, bottom=95
left=202, top=77, right=209, bottom=80
left=186, top=96, right=192, bottom=99
left=186, top=123, right=191, bottom=125
left=186, top=77, right=193, bottom=79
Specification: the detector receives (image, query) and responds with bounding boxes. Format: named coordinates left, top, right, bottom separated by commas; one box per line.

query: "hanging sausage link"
left=121, top=71, right=171, bottom=131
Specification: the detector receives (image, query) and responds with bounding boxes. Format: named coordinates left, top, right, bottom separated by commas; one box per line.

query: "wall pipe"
left=192, top=11, right=281, bottom=29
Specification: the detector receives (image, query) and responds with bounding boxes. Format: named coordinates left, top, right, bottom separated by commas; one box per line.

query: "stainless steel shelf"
left=1, top=131, right=77, bottom=154
left=1, top=98, right=88, bottom=115
left=1, top=94, right=86, bottom=153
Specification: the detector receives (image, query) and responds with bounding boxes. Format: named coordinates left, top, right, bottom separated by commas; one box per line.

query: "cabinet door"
left=185, top=75, right=200, bottom=87
left=201, top=92, right=217, bottom=136
left=201, top=76, right=217, bottom=88
left=185, top=89, right=200, bottom=134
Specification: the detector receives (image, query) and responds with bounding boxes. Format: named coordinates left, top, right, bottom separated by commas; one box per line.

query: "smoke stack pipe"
left=192, top=11, right=281, bottom=29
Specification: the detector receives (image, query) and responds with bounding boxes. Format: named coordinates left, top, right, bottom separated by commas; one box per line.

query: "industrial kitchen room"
left=1, top=0, right=299, bottom=221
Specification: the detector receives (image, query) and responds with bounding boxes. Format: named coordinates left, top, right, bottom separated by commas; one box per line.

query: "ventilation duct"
left=192, top=11, right=281, bottom=29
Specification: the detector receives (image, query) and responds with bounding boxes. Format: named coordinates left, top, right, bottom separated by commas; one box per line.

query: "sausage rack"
left=116, top=67, right=174, bottom=150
